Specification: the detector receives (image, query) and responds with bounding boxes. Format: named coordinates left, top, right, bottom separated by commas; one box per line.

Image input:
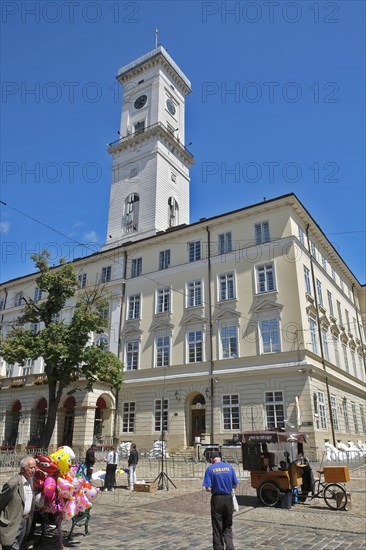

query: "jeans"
left=129, top=464, right=137, bottom=488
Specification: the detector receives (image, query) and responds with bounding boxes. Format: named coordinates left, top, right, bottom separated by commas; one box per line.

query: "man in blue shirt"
left=203, top=452, right=238, bottom=550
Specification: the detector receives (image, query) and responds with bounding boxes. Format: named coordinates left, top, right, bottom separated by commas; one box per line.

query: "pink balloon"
left=72, top=477, right=83, bottom=493
left=83, top=485, right=99, bottom=501
left=64, top=497, right=77, bottom=520
left=76, top=491, right=91, bottom=512
left=43, top=476, right=56, bottom=499
left=57, top=477, right=74, bottom=499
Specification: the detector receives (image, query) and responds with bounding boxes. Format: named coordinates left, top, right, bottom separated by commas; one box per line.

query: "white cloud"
left=83, top=230, right=98, bottom=243
left=0, top=222, right=10, bottom=234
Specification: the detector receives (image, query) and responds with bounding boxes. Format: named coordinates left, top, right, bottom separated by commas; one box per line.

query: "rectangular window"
left=256, top=263, right=275, bottom=293
left=336, top=300, right=343, bottom=325
left=134, top=120, right=145, bottom=135
left=321, top=254, right=327, bottom=272
left=154, top=399, right=168, bottom=432
left=23, top=359, right=33, bottom=376
left=77, top=274, right=87, bottom=289
left=188, top=330, right=203, bottom=363
left=159, top=250, right=171, bottom=270
left=304, top=266, right=312, bottom=295
left=351, top=351, right=357, bottom=377
left=265, top=391, right=285, bottom=429
left=101, top=266, right=112, bottom=283
left=219, top=273, right=235, bottom=301
left=298, top=225, right=305, bottom=245
left=125, top=341, right=139, bottom=370
left=14, top=292, right=23, bottom=307
left=255, top=221, right=270, bottom=244
left=0, top=298, right=5, bottom=310
left=221, top=325, right=238, bottom=359
left=6, top=364, right=14, bottom=378
left=345, top=310, right=350, bottom=332
left=322, top=329, right=329, bottom=360
left=342, top=345, right=349, bottom=372
left=156, top=336, right=170, bottom=367
left=309, top=318, right=317, bottom=354
left=156, top=287, right=170, bottom=314
left=188, top=240, right=201, bottom=262
left=310, top=240, right=317, bottom=259
left=186, top=280, right=202, bottom=308
left=351, top=402, right=359, bottom=433
left=128, top=294, right=141, bottom=320
left=260, top=319, right=280, bottom=353
left=222, top=394, right=240, bottom=430
left=343, top=398, right=350, bottom=432
left=340, top=278, right=344, bottom=292
left=122, top=402, right=135, bottom=433
left=30, top=323, right=38, bottom=335
left=218, top=231, right=232, bottom=254
left=330, top=395, right=339, bottom=431
left=316, top=279, right=323, bottom=306
left=318, top=391, right=327, bottom=429
left=327, top=290, right=334, bottom=316
left=331, top=266, right=337, bottom=283
left=34, top=287, right=42, bottom=302
left=333, top=337, right=340, bottom=367
left=360, top=405, right=366, bottom=434
left=131, top=257, right=142, bottom=278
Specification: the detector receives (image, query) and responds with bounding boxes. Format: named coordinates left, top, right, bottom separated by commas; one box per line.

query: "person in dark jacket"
left=85, top=444, right=97, bottom=480
left=128, top=443, right=139, bottom=490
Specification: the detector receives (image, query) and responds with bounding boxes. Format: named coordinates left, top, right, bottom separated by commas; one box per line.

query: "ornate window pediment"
left=253, top=299, right=283, bottom=318
left=121, top=322, right=143, bottom=339
left=213, top=308, right=241, bottom=323
left=150, top=317, right=174, bottom=333
left=182, top=312, right=207, bottom=326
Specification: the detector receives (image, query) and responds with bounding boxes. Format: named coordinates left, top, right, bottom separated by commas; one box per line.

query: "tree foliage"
left=0, top=251, right=124, bottom=448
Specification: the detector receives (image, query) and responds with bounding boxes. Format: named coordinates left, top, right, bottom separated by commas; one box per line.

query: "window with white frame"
left=134, top=120, right=145, bottom=135
left=265, top=391, right=285, bottom=429
left=336, top=300, right=343, bottom=324
left=127, top=294, right=141, bottom=320
left=254, top=221, right=270, bottom=244
left=218, top=272, right=235, bottom=301
left=303, top=266, right=312, bottom=295
left=259, top=319, right=280, bottom=353
left=327, top=290, right=334, bottom=316
left=188, top=240, right=201, bottom=262
left=155, top=336, right=170, bottom=367
left=351, top=350, right=357, bottom=377
left=14, top=292, right=23, bottom=307
left=168, top=197, right=179, bottom=227
left=186, top=280, right=202, bottom=308
left=218, top=231, right=232, bottom=254
left=6, top=363, right=14, bottom=378
left=34, top=287, right=42, bottom=302
left=358, top=355, right=364, bottom=381
left=333, top=336, right=340, bottom=367
left=220, top=325, right=238, bottom=359
left=156, top=287, right=171, bottom=313
left=318, top=391, right=327, bottom=429
left=30, top=323, right=39, bottom=335
left=343, top=398, right=350, bottom=432
left=342, top=345, right=349, bottom=372
left=340, top=278, right=344, bottom=292
left=351, top=402, right=359, bottom=433
left=125, top=340, right=139, bottom=370
left=256, top=263, right=275, bottom=293
left=96, top=336, right=108, bottom=349
left=187, top=330, right=203, bottom=363
left=309, top=318, right=317, bottom=354
left=222, top=394, right=240, bottom=430
left=125, top=193, right=139, bottom=232
left=321, top=253, right=327, bottom=271
left=122, top=402, right=135, bottom=433
left=23, top=358, right=33, bottom=376
left=131, top=257, right=142, bottom=278
left=316, top=279, right=323, bottom=306
left=100, top=304, right=109, bottom=321
left=159, top=250, right=171, bottom=270
left=154, top=398, right=168, bottom=432
left=310, top=240, right=317, bottom=259
left=321, top=328, right=329, bottom=360
left=345, top=310, right=350, bottom=332
left=77, top=273, right=87, bottom=289
left=360, top=405, right=366, bottom=434
left=101, top=266, right=112, bottom=283
left=331, top=266, right=337, bottom=283
left=298, top=225, right=305, bottom=245
left=330, top=395, right=339, bottom=431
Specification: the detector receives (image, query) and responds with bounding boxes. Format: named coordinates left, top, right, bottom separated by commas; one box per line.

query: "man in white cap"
left=203, top=451, right=238, bottom=550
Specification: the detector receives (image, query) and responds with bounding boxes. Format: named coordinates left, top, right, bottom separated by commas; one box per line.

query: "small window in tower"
left=134, top=120, right=145, bottom=135
left=168, top=197, right=179, bottom=227
left=138, top=79, right=144, bottom=85
left=171, top=172, right=177, bottom=183
left=125, top=193, right=140, bottom=233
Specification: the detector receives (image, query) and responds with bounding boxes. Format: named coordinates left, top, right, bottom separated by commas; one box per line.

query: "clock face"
left=134, top=95, right=147, bottom=110
left=166, top=98, right=176, bottom=116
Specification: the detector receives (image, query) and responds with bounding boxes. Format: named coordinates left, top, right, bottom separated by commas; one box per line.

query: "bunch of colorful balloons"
left=34, top=445, right=100, bottom=521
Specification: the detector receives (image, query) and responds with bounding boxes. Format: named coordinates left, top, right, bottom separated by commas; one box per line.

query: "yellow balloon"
left=49, top=448, right=72, bottom=476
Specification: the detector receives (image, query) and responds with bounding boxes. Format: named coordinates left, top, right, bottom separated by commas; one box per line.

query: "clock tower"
left=104, top=46, right=194, bottom=248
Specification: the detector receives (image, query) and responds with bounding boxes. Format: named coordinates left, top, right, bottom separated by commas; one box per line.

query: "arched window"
left=30, top=398, right=47, bottom=446
left=168, top=197, right=179, bottom=227
left=125, top=193, right=139, bottom=232
left=94, top=396, right=107, bottom=442
left=62, top=397, right=76, bottom=447
left=96, top=335, right=109, bottom=349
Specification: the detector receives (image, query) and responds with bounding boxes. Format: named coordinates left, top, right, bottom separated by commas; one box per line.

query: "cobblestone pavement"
left=19, top=475, right=366, bottom=549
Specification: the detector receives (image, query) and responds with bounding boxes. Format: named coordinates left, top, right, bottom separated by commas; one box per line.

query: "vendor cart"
left=240, top=431, right=349, bottom=511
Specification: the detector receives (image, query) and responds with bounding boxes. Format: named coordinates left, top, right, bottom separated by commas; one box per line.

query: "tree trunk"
left=40, top=378, right=64, bottom=449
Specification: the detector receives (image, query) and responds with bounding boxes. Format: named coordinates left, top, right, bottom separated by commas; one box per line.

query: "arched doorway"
left=4, top=401, right=21, bottom=446
left=93, top=396, right=106, bottom=443
left=30, top=398, right=47, bottom=446
left=191, top=394, right=206, bottom=445
left=62, top=397, right=76, bottom=446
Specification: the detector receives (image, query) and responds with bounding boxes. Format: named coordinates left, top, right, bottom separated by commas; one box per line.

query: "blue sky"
left=1, top=0, right=365, bottom=283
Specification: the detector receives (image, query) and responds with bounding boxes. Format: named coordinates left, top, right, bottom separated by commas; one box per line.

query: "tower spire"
left=155, top=28, right=159, bottom=49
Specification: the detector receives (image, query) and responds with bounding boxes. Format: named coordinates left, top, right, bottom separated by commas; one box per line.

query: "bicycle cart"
left=240, top=431, right=350, bottom=511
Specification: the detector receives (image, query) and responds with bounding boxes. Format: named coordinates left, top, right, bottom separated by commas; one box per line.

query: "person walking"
left=0, top=455, right=36, bottom=550
left=127, top=443, right=139, bottom=490
left=203, top=451, right=238, bottom=550
left=103, top=448, right=119, bottom=491
left=85, top=444, right=97, bottom=480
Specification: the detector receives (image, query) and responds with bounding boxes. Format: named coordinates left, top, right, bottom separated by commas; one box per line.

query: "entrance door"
left=192, top=409, right=206, bottom=444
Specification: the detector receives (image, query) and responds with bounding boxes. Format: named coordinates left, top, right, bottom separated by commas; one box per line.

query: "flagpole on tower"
left=155, top=28, right=159, bottom=49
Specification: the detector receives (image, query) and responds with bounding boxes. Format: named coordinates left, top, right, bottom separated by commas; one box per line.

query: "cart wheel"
left=323, top=483, right=348, bottom=511
left=259, top=482, right=280, bottom=507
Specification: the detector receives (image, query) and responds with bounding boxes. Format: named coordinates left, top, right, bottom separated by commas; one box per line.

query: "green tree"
left=0, top=251, right=123, bottom=448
